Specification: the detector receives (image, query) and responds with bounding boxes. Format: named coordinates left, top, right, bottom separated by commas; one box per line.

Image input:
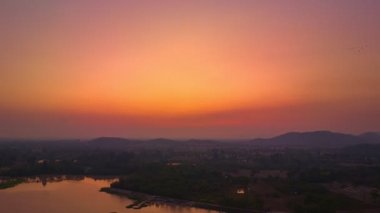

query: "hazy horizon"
left=1, top=130, right=378, bottom=142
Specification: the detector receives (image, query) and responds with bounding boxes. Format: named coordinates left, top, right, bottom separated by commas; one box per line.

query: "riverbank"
left=0, top=179, right=23, bottom=190
left=100, top=187, right=263, bottom=213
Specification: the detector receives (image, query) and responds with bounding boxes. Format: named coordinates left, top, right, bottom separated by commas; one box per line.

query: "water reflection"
left=23, top=175, right=118, bottom=187
left=0, top=176, right=216, bottom=213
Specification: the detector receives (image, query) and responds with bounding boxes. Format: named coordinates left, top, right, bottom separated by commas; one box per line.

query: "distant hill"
left=87, top=131, right=380, bottom=149
left=87, top=137, right=222, bottom=150
left=358, top=132, right=380, bottom=143
left=89, top=137, right=135, bottom=147
left=250, top=131, right=380, bottom=148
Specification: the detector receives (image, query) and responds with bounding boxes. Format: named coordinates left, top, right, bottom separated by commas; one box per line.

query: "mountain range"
left=88, top=131, right=380, bottom=149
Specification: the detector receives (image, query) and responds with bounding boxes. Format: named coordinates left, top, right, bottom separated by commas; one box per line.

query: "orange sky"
left=0, top=1, right=379, bottom=138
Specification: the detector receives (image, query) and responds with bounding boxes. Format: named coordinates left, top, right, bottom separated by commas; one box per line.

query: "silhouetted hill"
left=358, top=132, right=380, bottom=143
left=88, top=137, right=222, bottom=150
left=250, top=131, right=376, bottom=148
left=146, top=138, right=178, bottom=145
left=89, top=137, right=134, bottom=146
left=343, top=143, right=380, bottom=154
left=88, top=131, right=380, bottom=149
left=147, top=138, right=221, bottom=147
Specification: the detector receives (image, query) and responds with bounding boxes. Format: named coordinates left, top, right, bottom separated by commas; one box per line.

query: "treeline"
left=1, top=141, right=380, bottom=212
left=112, top=164, right=262, bottom=209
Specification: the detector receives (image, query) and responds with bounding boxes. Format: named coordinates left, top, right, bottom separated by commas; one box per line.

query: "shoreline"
left=0, top=179, right=23, bottom=190
left=100, top=187, right=263, bottom=213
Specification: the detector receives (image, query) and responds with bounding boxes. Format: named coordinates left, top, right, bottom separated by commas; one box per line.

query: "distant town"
left=1, top=131, right=380, bottom=212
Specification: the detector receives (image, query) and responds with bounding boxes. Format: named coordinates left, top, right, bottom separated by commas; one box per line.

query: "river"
left=0, top=176, right=217, bottom=213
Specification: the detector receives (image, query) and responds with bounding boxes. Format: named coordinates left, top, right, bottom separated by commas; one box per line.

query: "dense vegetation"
left=0, top=178, right=23, bottom=189
left=0, top=136, right=380, bottom=212
left=112, top=164, right=263, bottom=209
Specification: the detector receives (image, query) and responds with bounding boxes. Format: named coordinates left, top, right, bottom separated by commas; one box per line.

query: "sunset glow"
left=1, top=1, right=379, bottom=138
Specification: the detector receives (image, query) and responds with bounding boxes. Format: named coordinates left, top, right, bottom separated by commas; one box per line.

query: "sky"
left=0, top=0, right=379, bottom=139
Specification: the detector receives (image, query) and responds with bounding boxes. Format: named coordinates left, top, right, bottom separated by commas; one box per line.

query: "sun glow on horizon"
left=0, top=1, right=379, bottom=138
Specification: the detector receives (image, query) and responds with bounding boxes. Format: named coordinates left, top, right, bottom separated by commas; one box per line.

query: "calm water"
left=0, top=177, right=217, bottom=213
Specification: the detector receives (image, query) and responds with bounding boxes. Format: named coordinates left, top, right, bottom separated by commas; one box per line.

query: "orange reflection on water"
left=0, top=176, right=216, bottom=213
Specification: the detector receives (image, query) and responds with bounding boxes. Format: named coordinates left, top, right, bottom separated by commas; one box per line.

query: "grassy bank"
left=0, top=179, right=23, bottom=190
